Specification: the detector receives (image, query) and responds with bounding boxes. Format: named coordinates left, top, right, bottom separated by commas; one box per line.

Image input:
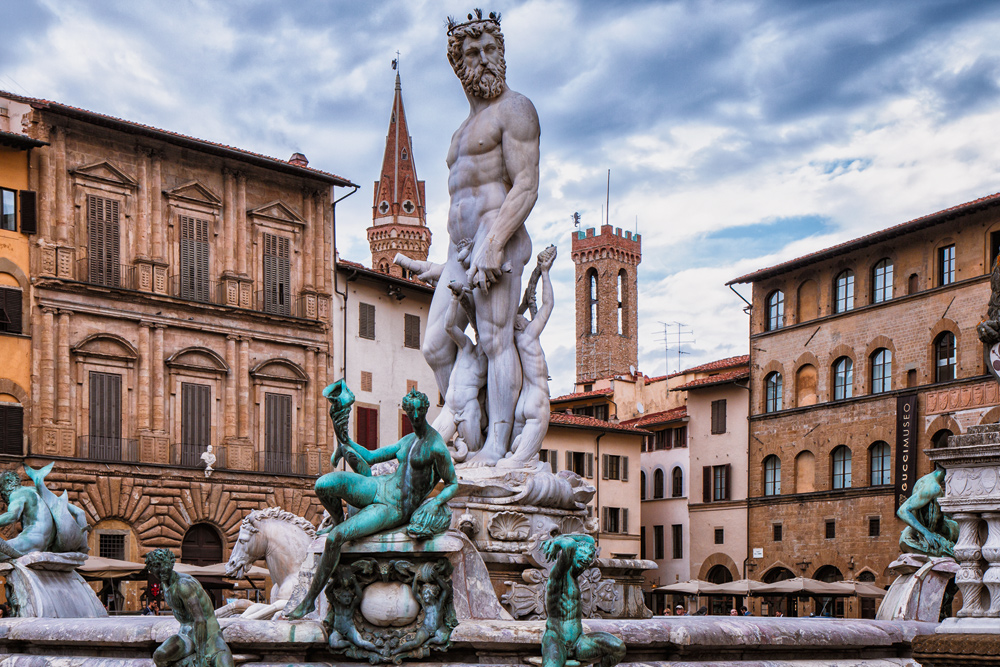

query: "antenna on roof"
left=655, top=322, right=695, bottom=374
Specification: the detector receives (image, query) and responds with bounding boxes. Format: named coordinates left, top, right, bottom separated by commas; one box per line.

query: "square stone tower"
left=572, top=225, right=641, bottom=383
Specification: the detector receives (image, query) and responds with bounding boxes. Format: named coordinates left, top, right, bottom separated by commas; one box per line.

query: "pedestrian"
left=675, top=605, right=687, bottom=616
left=741, top=605, right=751, bottom=616
left=729, top=608, right=738, bottom=616
left=775, top=611, right=784, bottom=618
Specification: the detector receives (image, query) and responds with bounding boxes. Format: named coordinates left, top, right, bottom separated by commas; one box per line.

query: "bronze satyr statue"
left=541, top=534, right=625, bottom=667
left=145, top=548, right=234, bottom=667
left=897, top=468, right=959, bottom=558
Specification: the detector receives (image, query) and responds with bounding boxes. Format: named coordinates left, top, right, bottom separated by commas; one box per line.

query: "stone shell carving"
left=488, top=512, right=530, bottom=542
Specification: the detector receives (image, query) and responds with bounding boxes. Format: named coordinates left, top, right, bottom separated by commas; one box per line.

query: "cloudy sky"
left=6, top=0, right=1000, bottom=394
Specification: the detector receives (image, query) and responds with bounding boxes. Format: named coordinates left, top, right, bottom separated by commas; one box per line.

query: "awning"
left=755, top=577, right=850, bottom=596
left=707, top=578, right=770, bottom=596
left=77, top=555, right=147, bottom=579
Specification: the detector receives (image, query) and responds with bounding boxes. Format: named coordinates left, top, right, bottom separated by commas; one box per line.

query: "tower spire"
left=368, top=70, right=431, bottom=277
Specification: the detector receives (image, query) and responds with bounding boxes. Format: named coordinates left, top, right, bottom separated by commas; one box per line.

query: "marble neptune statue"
left=413, top=10, right=543, bottom=467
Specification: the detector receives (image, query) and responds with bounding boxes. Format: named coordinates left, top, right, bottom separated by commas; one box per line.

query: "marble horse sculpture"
left=0, top=463, right=88, bottom=559
left=285, top=381, right=459, bottom=620
left=145, top=548, right=234, bottom=667
left=540, top=534, right=625, bottom=667
left=224, top=507, right=317, bottom=619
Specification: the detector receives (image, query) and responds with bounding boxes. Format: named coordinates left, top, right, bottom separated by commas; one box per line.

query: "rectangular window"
left=603, top=507, right=624, bottom=534
left=400, top=412, right=414, bottom=437
left=404, top=314, right=420, bottom=349
left=356, top=406, right=379, bottom=450
left=1, top=188, right=16, bottom=231
left=262, top=233, right=291, bottom=315
left=604, top=454, right=621, bottom=480
left=0, top=402, right=23, bottom=455
left=654, top=525, right=664, bottom=560
left=655, top=429, right=669, bottom=450
left=640, top=526, right=646, bottom=560
left=773, top=524, right=783, bottom=542
left=674, top=426, right=687, bottom=447
left=263, top=393, right=292, bottom=473
left=594, top=404, right=609, bottom=421
left=179, top=216, right=211, bottom=302
left=826, top=520, right=836, bottom=539
left=360, top=370, right=373, bottom=392
left=359, top=302, right=376, bottom=339
left=99, top=533, right=126, bottom=561
left=712, top=464, right=730, bottom=501
left=87, top=195, right=121, bottom=287
left=539, top=449, right=558, bottom=473
left=711, top=399, right=727, bottom=434
left=672, top=524, right=683, bottom=559
left=566, top=451, right=593, bottom=478
left=88, top=371, right=122, bottom=461
left=714, top=528, right=724, bottom=545
left=939, top=244, right=955, bottom=286
left=869, top=516, right=881, bottom=537
left=0, top=287, right=22, bottom=334
left=180, top=383, right=211, bottom=467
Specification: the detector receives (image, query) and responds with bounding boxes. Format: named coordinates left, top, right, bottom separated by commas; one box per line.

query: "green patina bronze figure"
left=541, top=534, right=625, bottom=667
left=145, top=548, right=234, bottom=667
left=0, top=463, right=89, bottom=559
left=897, top=468, right=959, bottom=558
left=285, top=382, right=459, bottom=620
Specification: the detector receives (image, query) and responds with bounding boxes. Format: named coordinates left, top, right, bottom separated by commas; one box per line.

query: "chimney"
left=289, top=152, right=309, bottom=167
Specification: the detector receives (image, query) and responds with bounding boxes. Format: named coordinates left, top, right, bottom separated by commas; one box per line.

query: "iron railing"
left=256, top=451, right=313, bottom=475
left=79, top=436, right=140, bottom=463
left=171, top=442, right=228, bottom=470
left=254, top=290, right=320, bottom=319
left=168, top=275, right=225, bottom=306
left=78, top=259, right=136, bottom=290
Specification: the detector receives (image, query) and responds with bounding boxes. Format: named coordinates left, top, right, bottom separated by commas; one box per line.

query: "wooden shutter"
left=87, top=196, right=120, bottom=286
left=586, top=453, right=594, bottom=479
left=602, top=454, right=609, bottom=479
left=404, top=314, right=420, bottom=349
left=401, top=412, right=414, bottom=437
left=181, top=383, right=211, bottom=466
left=0, top=403, right=23, bottom=455
left=622, top=508, right=629, bottom=534
left=263, top=234, right=291, bottom=315
left=724, top=463, right=731, bottom=500
left=180, top=216, right=210, bottom=301
left=359, top=303, right=375, bottom=339
left=108, top=199, right=120, bottom=286
left=622, top=456, right=629, bottom=481
left=565, top=450, right=573, bottom=472
left=89, top=372, right=122, bottom=459
left=0, top=288, right=21, bottom=334
left=18, top=191, right=36, bottom=235
left=548, top=450, right=557, bottom=473
left=601, top=506, right=609, bottom=532
left=703, top=466, right=712, bottom=503
left=88, top=195, right=101, bottom=283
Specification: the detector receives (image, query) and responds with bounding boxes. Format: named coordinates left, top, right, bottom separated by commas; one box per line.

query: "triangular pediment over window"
left=71, top=161, right=138, bottom=189
left=164, top=181, right=222, bottom=207
left=248, top=201, right=305, bottom=227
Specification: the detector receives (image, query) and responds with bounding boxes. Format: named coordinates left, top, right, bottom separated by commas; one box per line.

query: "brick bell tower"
left=367, top=72, right=431, bottom=277
left=571, top=225, right=642, bottom=384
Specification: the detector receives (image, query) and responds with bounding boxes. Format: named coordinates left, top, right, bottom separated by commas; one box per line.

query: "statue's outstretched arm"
left=0, top=496, right=25, bottom=527
left=524, top=261, right=554, bottom=339
left=434, top=445, right=460, bottom=505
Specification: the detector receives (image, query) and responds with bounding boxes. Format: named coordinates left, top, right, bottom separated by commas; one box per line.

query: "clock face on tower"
left=989, top=341, right=1000, bottom=382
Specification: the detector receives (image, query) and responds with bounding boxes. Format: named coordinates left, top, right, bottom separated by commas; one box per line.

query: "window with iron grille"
left=938, top=244, right=955, bottom=285
left=869, top=516, right=881, bottom=537
left=403, top=314, right=420, bottom=349
left=87, top=195, right=121, bottom=286
left=825, top=520, right=836, bottom=539
left=714, top=528, right=724, bottom=545
left=359, top=302, right=375, bottom=339
left=99, top=532, right=126, bottom=561
left=263, top=233, right=291, bottom=315
left=179, top=216, right=211, bottom=302
left=710, top=399, right=727, bottom=434
left=0, top=287, right=22, bottom=334
left=654, top=525, right=664, bottom=560
left=773, top=523, right=782, bottom=542
left=0, top=403, right=23, bottom=455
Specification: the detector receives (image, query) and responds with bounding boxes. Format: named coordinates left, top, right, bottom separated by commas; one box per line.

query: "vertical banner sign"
left=895, top=393, right=918, bottom=511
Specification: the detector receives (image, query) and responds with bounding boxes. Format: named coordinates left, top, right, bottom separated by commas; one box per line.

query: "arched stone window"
left=833, top=357, right=853, bottom=400
left=766, top=290, right=784, bottom=331
left=797, top=280, right=818, bottom=321
left=763, top=455, right=781, bottom=496
left=870, top=348, right=892, bottom=394
left=653, top=469, right=664, bottom=499
left=795, top=364, right=818, bottom=407
left=671, top=466, right=683, bottom=498
left=795, top=450, right=815, bottom=493
left=764, top=372, right=782, bottom=413
left=935, top=332, right=956, bottom=382
left=872, top=259, right=893, bottom=303
left=588, top=269, right=598, bottom=335
left=869, top=441, right=890, bottom=486
left=832, top=446, right=852, bottom=490
left=617, top=270, right=626, bottom=335
left=834, top=270, right=854, bottom=313
left=931, top=429, right=953, bottom=448
left=640, top=470, right=647, bottom=500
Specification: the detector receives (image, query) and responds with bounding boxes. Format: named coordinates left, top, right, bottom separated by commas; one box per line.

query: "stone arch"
left=981, top=407, right=1000, bottom=426
left=827, top=344, right=856, bottom=368
left=250, top=358, right=308, bottom=384
left=928, top=319, right=960, bottom=382
left=762, top=562, right=796, bottom=582
left=698, top=552, right=740, bottom=581
left=165, top=346, right=229, bottom=374
left=925, top=414, right=961, bottom=441
left=795, top=364, right=819, bottom=407
left=868, top=252, right=899, bottom=302
left=863, top=335, right=897, bottom=361
left=0, top=378, right=28, bottom=405
left=758, top=360, right=785, bottom=413
left=71, top=333, right=139, bottom=361
left=640, top=469, right=647, bottom=500
left=862, top=336, right=897, bottom=395
left=652, top=466, right=666, bottom=499
left=0, top=258, right=30, bottom=334
left=796, top=278, right=819, bottom=323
